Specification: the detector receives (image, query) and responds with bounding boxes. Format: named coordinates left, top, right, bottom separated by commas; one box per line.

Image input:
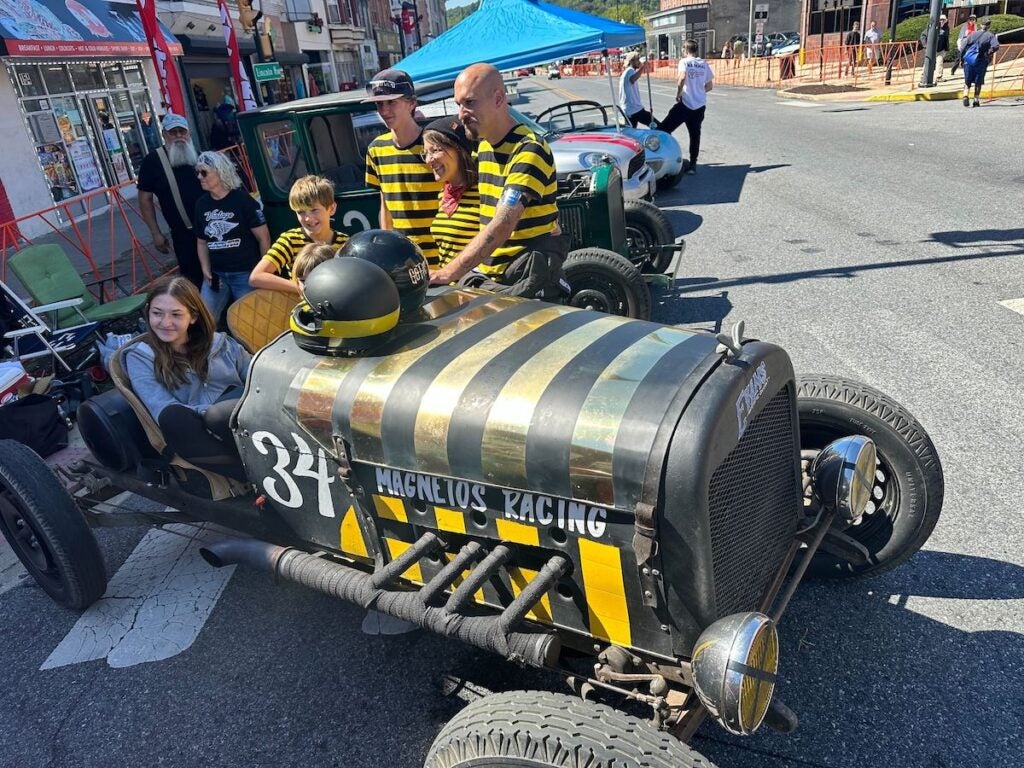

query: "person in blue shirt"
left=125, top=276, right=250, bottom=481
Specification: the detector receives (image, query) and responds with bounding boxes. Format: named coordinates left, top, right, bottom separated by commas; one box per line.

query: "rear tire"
left=797, top=375, right=944, bottom=578
left=624, top=199, right=675, bottom=273
left=565, top=248, right=651, bottom=320
left=0, top=439, right=106, bottom=609
left=424, top=690, right=717, bottom=768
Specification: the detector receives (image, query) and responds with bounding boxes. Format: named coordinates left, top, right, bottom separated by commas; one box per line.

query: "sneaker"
left=972, top=99, right=980, bottom=108
left=685, top=164, right=697, bottom=175
left=962, top=96, right=970, bottom=106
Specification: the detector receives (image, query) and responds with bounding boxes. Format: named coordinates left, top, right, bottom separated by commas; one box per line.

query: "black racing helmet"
left=290, top=257, right=400, bottom=356
left=340, top=229, right=429, bottom=316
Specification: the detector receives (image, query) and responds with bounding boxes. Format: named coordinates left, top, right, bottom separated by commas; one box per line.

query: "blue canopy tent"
left=397, top=0, right=645, bottom=85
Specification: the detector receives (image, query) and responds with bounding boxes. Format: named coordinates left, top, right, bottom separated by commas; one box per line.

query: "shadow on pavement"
left=669, top=163, right=791, bottom=206
left=695, top=549, right=1024, bottom=768
left=661, top=209, right=704, bottom=237
left=666, top=244, right=1024, bottom=295
left=929, top=227, right=1024, bottom=246
left=651, top=278, right=732, bottom=332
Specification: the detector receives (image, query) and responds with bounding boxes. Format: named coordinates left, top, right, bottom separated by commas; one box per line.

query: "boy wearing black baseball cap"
left=363, top=69, right=441, bottom=267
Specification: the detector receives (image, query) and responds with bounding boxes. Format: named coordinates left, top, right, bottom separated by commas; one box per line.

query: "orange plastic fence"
left=571, top=43, right=1024, bottom=97
left=0, top=143, right=258, bottom=300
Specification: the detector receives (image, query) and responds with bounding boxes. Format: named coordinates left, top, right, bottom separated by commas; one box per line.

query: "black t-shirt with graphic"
left=136, top=149, right=204, bottom=233
left=194, top=189, right=267, bottom=272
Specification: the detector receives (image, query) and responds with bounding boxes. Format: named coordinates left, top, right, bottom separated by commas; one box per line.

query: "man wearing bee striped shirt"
left=363, top=69, right=442, bottom=267
left=430, top=63, right=568, bottom=299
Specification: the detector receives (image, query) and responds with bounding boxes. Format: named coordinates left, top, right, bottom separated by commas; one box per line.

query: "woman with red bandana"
left=421, top=117, right=480, bottom=272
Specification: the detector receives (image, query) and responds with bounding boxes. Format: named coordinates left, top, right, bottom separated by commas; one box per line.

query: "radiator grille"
left=707, top=385, right=800, bottom=618
left=557, top=204, right=587, bottom=251
left=627, top=149, right=646, bottom=180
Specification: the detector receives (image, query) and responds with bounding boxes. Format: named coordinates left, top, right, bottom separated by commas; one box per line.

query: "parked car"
left=772, top=33, right=801, bottom=57
left=533, top=100, right=685, bottom=192
left=547, top=63, right=561, bottom=79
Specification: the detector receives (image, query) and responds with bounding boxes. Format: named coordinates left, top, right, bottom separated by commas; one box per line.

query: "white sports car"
left=533, top=100, right=686, bottom=191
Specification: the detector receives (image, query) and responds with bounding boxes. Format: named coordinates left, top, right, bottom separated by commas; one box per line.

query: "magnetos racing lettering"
left=736, top=361, right=770, bottom=439
left=372, top=467, right=608, bottom=539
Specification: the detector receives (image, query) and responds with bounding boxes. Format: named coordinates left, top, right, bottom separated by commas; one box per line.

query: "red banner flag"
left=216, top=0, right=259, bottom=112
left=136, top=0, right=186, bottom=116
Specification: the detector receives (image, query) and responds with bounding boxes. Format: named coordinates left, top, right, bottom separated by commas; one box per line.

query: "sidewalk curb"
left=866, top=88, right=1023, bottom=102
left=778, top=85, right=1022, bottom=103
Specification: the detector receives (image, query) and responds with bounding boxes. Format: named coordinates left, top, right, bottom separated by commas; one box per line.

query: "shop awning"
left=0, top=0, right=182, bottom=58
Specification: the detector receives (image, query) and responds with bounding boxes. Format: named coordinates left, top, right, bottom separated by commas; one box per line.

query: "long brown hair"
left=143, top=276, right=216, bottom=388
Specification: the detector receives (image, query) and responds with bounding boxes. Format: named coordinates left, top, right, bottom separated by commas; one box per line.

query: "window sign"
left=36, top=143, right=78, bottom=201
left=28, top=112, right=63, bottom=144
left=68, top=139, right=103, bottom=192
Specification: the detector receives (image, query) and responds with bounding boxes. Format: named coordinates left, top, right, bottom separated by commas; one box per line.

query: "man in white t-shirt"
left=618, top=51, right=654, bottom=128
left=657, top=40, right=713, bottom=173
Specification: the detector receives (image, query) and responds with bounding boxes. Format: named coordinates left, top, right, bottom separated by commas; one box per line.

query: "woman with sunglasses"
left=193, top=151, right=271, bottom=319
left=421, top=117, right=479, bottom=271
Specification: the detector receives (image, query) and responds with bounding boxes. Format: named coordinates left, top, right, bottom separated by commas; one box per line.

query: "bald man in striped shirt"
left=363, top=69, right=442, bottom=268
left=431, top=63, right=568, bottom=300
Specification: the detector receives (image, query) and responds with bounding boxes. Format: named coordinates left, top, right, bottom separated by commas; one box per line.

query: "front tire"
left=624, top=199, right=675, bottom=273
left=0, top=439, right=107, bottom=609
left=565, top=248, right=652, bottom=320
left=797, top=376, right=944, bottom=578
left=424, top=690, right=717, bottom=768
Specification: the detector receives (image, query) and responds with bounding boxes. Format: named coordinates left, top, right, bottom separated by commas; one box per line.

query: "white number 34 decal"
left=251, top=430, right=336, bottom=518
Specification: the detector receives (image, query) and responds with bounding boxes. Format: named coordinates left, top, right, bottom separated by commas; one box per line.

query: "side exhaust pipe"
left=201, top=537, right=563, bottom=669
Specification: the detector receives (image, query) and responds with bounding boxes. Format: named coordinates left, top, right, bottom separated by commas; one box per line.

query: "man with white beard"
left=137, top=114, right=205, bottom=285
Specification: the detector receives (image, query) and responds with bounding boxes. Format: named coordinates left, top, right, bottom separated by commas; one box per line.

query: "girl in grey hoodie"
left=125, top=277, right=250, bottom=480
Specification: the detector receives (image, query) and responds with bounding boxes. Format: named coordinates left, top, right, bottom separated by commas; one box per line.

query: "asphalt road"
left=2, top=78, right=1022, bottom=768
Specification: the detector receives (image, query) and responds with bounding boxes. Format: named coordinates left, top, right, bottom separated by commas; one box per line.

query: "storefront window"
left=7, top=59, right=157, bottom=205
left=68, top=63, right=105, bottom=91
left=102, top=64, right=127, bottom=89
left=41, top=64, right=73, bottom=94
left=12, top=65, right=45, bottom=98
left=124, top=63, right=145, bottom=87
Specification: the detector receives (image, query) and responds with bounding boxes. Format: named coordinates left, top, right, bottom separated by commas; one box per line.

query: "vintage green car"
left=236, top=86, right=679, bottom=320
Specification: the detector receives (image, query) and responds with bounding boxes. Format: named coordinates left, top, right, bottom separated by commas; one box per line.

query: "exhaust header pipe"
left=201, top=537, right=562, bottom=669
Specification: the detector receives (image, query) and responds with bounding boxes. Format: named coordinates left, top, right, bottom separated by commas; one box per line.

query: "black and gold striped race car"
left=1, top=258, right=943, bottom=768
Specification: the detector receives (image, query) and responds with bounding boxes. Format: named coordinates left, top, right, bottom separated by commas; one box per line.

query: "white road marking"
left=778, top=101, right=816, bottom=107
left=41, top=522, right=235, bottom=670
left=999, top=297, right=1024, bottom=316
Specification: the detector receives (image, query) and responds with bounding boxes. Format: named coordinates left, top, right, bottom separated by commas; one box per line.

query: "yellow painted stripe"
left=338, top=505, right=368, bottom=558
left=578, top=538, right=631, bottom=646
left=434, top=506, right=467, bottom=534
left=508, top=566, right=552, bottom=623
left=384, top=538, right=423, bottom=584
left=569, top=328, right=695, bottom=505
left=348, top=296, right=521, bottom=456
left=414, top=306, right=567, bottom=475
left=496, top=518, right=539, bottom=546
left=442, top=552, right=489, bottom=606
left=481, top=315, right=624, bottom=487
left=373, top=493, right=408, bottom=522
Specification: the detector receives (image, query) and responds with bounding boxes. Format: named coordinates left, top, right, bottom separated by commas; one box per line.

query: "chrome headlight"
left=810, top=436, right=876, bottom=522
left=579, top=151, right=612, bottom=168
left=692, top=612, right=779, bottom=736
left=644, top=134, right=661, bottom=152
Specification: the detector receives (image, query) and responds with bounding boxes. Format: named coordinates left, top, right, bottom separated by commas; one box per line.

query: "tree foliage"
left=446, top=0, right=658, bottom=30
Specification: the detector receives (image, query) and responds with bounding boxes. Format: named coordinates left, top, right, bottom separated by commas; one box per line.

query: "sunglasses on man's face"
left=196, top=169, right=211, bottom=178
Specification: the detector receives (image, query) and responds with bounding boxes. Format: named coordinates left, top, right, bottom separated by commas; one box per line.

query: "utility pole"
left=884, top=0, right=900, bottom=84
left=747, top=0, right=754, bottom=59
left=918, top=0, right=943, bottom=87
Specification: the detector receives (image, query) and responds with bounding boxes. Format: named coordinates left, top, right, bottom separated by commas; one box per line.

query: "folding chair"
left=7, top=244, right=147, bottom=329
left=1, top=279, right=100, bottom=372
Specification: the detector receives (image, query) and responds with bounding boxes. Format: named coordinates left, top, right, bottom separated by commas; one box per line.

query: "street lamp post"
left=747, top=0, right=754, bottom=59
left=918, top=0, right=943, bottom=87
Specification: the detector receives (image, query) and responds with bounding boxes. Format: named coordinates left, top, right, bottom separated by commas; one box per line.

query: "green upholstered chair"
left=8, top=244, right=147, bottom=329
